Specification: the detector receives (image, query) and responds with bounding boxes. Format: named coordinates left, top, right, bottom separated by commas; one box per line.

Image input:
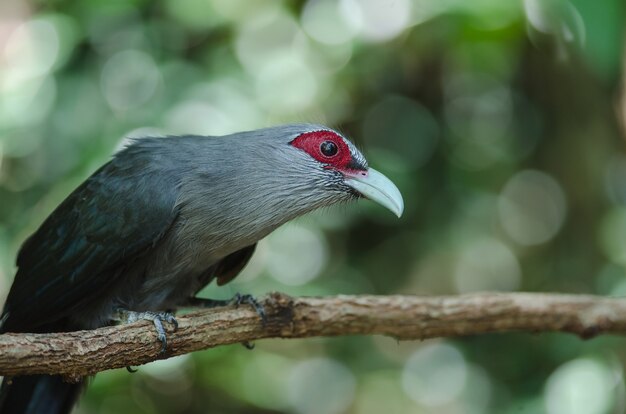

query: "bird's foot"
left=187, top=293, right=266, bottom=324
left=230, top=293, right=267, bottom=324
left=187, top=293, right=266, bottom=350
left=115, top=309, right=178, bottom=354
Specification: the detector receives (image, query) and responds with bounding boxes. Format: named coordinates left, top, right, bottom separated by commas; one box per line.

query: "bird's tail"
left=0, top=375, right=83, bottom=414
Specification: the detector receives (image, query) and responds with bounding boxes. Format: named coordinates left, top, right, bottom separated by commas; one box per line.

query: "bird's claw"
left=187, top=294, right=266, bottom=324
left=117, top=309, right=178, bottom=354
left=229, top=293, right=267, bottom=325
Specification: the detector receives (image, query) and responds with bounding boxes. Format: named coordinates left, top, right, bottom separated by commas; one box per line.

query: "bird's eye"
left=320, top=141, right=338, bottom=157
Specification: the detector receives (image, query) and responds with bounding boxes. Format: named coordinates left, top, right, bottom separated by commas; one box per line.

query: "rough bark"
left=1, top=292, right=625, bottom=381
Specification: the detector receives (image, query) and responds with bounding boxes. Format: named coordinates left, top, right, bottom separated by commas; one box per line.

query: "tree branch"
left=1, top=292, right=626, bottom=380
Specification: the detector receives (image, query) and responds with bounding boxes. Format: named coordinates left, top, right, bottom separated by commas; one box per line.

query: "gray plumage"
left=3, top=124, right=363, bottom=332
left=0, top=123, right=402, bottom=414
left=73, top=124, right=361, bottom=327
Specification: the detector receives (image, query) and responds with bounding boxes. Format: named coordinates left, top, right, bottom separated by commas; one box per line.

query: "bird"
left=0, top=124, right=403, bottom=414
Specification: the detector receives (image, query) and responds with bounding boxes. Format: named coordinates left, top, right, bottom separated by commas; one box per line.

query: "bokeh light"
left=265, top=225, right=328, bottom=286
left=454, top=236, right=521, bottom=293
left=498, top=170, right=567, bottom=246
left=301, top=0, right=358, bottom=45
left=340, top=0, right=413, bottom=42
left=255, top=54, right=318, bottom=114
left=604, top=155, right=626, bottom=205
left=287, top=358, right=356, bottom=414
left=599, top=207, right=626, bottom=265
left=444, top=73, right=516, bottom=169
left=402, top=343, right=468, bottom=406
left=100, top=50, right=162, bottom=112
left=544, top=358, right=622, bottom=414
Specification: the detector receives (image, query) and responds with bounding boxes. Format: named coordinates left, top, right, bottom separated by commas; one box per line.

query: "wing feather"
left=2, top=146, right=181, bottom=333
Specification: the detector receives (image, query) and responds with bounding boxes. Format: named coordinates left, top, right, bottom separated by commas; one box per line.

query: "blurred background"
left=1, top=0, right=625, bottom=413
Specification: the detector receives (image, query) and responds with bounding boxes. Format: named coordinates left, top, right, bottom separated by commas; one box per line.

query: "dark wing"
left=190, top=244, right=256, bottom=301
left=1, top=153, right=180, bottom=333
left=214, top=244, right=256, bottom=286
left=193, top=244, right=257, bottom=292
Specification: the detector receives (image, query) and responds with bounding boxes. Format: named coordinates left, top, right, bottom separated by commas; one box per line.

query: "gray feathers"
left=2, top=124, right=362, bottom=331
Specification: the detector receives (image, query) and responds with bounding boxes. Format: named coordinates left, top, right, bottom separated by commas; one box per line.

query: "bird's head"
left=284, top=125, right=404, bottom=218
left=169, top=124, right=403, bottom=253
left=182, top=125, right=403, bottom=222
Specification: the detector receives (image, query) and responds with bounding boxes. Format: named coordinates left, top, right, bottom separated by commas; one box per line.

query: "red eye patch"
left=290, top=130, right=353, bottom=170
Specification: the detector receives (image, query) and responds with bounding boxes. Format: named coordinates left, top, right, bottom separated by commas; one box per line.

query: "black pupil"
left=320, top=141, right=338, bottom=157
